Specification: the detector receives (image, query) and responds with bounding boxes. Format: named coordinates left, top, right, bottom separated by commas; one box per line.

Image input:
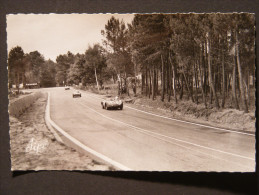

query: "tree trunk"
left=146, top=67, right=148, bottom=96
left=118, top=79, right=120, bottom=96
left=169, top=52, right=177, bottom=103
left=226, top=74, right=229, bottom=97
left=235, top=30, right=248, bottom=113
left=133, top=56, right=137, bottom=95
left=161, top=55, right=165, bottom=102
left=168, top=59, right=171, bottom=102
left=183, top=72, right=194, bottom=102
left=112, top=75, right=116, bottom=84
left=157, top=69, right=159, bottom=95
left=22, top=71, right=26, bottom=88
left=207, top=36, right=219, bottom=109
left=247, top=69, right=250, bottom=106
left=199, top=43, right=207, bottom=108
left=141, top=73, right=145, bottom=95
left=180, top=74, right=184, bottom=100
left=189, top=73, right=194, bottom=102
left=221, top=50, right=226, bottom=108
left=94, top=67, right=99, bottom=91
left=173, top=66, right=177, bottom=103
left=232, top=56, right=239, bottom=109
left=168, top=62, right=170, bottom=95
left=152, top=65, right=155, bottom=100
left=198, top=55, right=207, bottom=108
left=193, top=62, right=198, bottom=104
left=203, top=42, right=207, bottom=97
left=149, top=69, right=152, bottom=99
left=154, top=68, right=157, bottom=98
left=17, top=72, right=20, bottom=93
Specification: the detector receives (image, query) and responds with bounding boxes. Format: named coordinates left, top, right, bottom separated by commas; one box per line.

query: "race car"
left=101, top=96, right=123, bottom=110
left=65, top=86, right=70, bottom=90
left=72, top=90, right=81, bottom=98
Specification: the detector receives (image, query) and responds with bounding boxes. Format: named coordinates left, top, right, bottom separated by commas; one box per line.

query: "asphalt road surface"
left=48, top=87, right=255, bottom=171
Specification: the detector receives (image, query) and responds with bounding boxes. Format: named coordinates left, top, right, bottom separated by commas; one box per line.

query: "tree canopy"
left=8, top=13, right=255, bottom=113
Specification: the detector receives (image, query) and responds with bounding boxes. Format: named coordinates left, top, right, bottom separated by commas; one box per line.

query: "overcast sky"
left=7, top=14, right=134, bottom=61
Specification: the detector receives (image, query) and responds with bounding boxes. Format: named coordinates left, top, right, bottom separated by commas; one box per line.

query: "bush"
left=9, top=92, right=43, bottom=117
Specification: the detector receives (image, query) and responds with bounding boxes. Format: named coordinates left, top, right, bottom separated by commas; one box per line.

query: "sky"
left=7, top=14, right=134, bottom=61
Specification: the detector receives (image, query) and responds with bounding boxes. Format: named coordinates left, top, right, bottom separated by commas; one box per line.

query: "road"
left=48, top=87, right=255, bottom=171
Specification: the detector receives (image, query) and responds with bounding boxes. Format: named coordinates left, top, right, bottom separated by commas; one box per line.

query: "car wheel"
left=105, top=104, right=108, bottom=110
left=120, top=104, right=123, bottom=110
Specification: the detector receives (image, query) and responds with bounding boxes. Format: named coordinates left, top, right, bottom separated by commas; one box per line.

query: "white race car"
left=101, top=96, right=123, bottom=110
left=72, top=90, right=81, bottom=98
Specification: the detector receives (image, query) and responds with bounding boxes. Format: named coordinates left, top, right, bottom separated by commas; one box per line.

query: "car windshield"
left=108, top=97, right=120, bottom=101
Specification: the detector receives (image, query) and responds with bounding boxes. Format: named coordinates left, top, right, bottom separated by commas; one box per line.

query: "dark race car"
left=101, top=96, right=123, bottom=110
left=72, top=90, right=81, bottom=98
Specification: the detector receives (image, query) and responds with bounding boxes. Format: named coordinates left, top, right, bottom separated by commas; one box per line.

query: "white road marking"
left=46, top=92, right=132, bottom=171
left=125, top=106, right=255, bottom=137
left=45, top=93, right=64, bottom=143
left=128, top=125, right=253, bottom=170
left=78, top=101, right=254, bottom=162
left=81, top=91, right=255, bottom=137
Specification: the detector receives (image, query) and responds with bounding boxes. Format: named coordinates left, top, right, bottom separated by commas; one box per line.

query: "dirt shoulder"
left=125, top=96, right=255, bottom=133
left=10, top=93, right=113, bottom=171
